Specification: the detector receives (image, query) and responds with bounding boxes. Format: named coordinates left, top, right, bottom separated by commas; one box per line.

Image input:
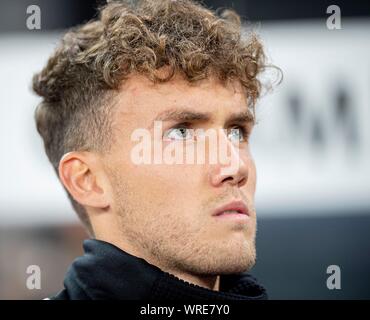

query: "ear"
left=58, top=151, right=111, bottom=210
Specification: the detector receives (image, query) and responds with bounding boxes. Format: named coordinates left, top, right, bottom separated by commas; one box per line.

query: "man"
left=33, top=0, right=270, bottom=300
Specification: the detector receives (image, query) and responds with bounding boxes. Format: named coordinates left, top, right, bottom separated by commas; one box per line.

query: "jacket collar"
left=61, top=239, right=268, bottom=300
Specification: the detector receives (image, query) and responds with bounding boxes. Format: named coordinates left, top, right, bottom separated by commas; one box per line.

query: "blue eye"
left=228, top=127, right=248, bottom=142
left=164, top=126, right=194, bottom=140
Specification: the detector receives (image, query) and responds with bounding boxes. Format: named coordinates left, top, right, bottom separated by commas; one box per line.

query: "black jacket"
left=51, top=239, right=267, bottom=300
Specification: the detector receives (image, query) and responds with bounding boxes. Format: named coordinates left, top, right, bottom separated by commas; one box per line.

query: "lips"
left=212, top=200, right=249, bottom=217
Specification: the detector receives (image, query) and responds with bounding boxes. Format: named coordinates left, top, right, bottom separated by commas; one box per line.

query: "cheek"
left=244, top=156, right=257, bottom=194
left=124, top=163, right=198, bottom=204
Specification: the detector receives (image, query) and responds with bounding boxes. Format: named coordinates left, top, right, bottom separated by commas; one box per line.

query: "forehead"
left=113, top=73, right=250, bottom=127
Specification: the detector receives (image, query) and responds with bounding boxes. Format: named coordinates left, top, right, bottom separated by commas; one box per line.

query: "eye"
left=164, top=125, right=194, bottom=141
left=227, top=126, right=250, bottom=143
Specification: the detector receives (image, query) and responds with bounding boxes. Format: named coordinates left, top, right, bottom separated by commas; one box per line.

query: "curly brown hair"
left=32, top=0, right=270, bottom=236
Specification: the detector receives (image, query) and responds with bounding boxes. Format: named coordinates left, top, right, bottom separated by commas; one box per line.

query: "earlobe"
left=58, top=151, right=110, bottom=210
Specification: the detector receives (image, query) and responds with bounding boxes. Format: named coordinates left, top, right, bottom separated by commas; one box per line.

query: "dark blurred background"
left=0, top=0, right=369, bottom=299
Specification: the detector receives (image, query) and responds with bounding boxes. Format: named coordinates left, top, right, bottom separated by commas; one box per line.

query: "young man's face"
left=101, top=73, right=257, bottom=276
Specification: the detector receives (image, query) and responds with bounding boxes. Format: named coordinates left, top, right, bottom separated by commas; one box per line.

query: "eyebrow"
left=154, top=108, right=211, bottom=122
left=150, top=108, right=255, bottom=129
left=224, top=109, right=255, bottom=127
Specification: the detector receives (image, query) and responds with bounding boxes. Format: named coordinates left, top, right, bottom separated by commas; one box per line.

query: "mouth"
left=212, top=200, right=250, bottom=222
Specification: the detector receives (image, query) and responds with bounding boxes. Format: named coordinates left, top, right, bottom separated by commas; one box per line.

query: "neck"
left=94, top=231, right=220, bottom=291
left=164, top=268, right=220, bottom=291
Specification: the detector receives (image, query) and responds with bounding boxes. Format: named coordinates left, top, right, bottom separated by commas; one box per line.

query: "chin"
left=182, top=240, right=256, bottom=276
left=217, top=246, right=256, bottom=274
left=215, top=236, right=256, bottom=273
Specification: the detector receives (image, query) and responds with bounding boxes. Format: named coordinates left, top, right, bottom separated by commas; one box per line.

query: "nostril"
left=221, top=176, right=234, bottom=184
left=238, top=177, right=247, bottom=187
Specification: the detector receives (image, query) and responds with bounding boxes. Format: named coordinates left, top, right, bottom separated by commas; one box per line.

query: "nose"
left=208, top=129, right=249, bottom=188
